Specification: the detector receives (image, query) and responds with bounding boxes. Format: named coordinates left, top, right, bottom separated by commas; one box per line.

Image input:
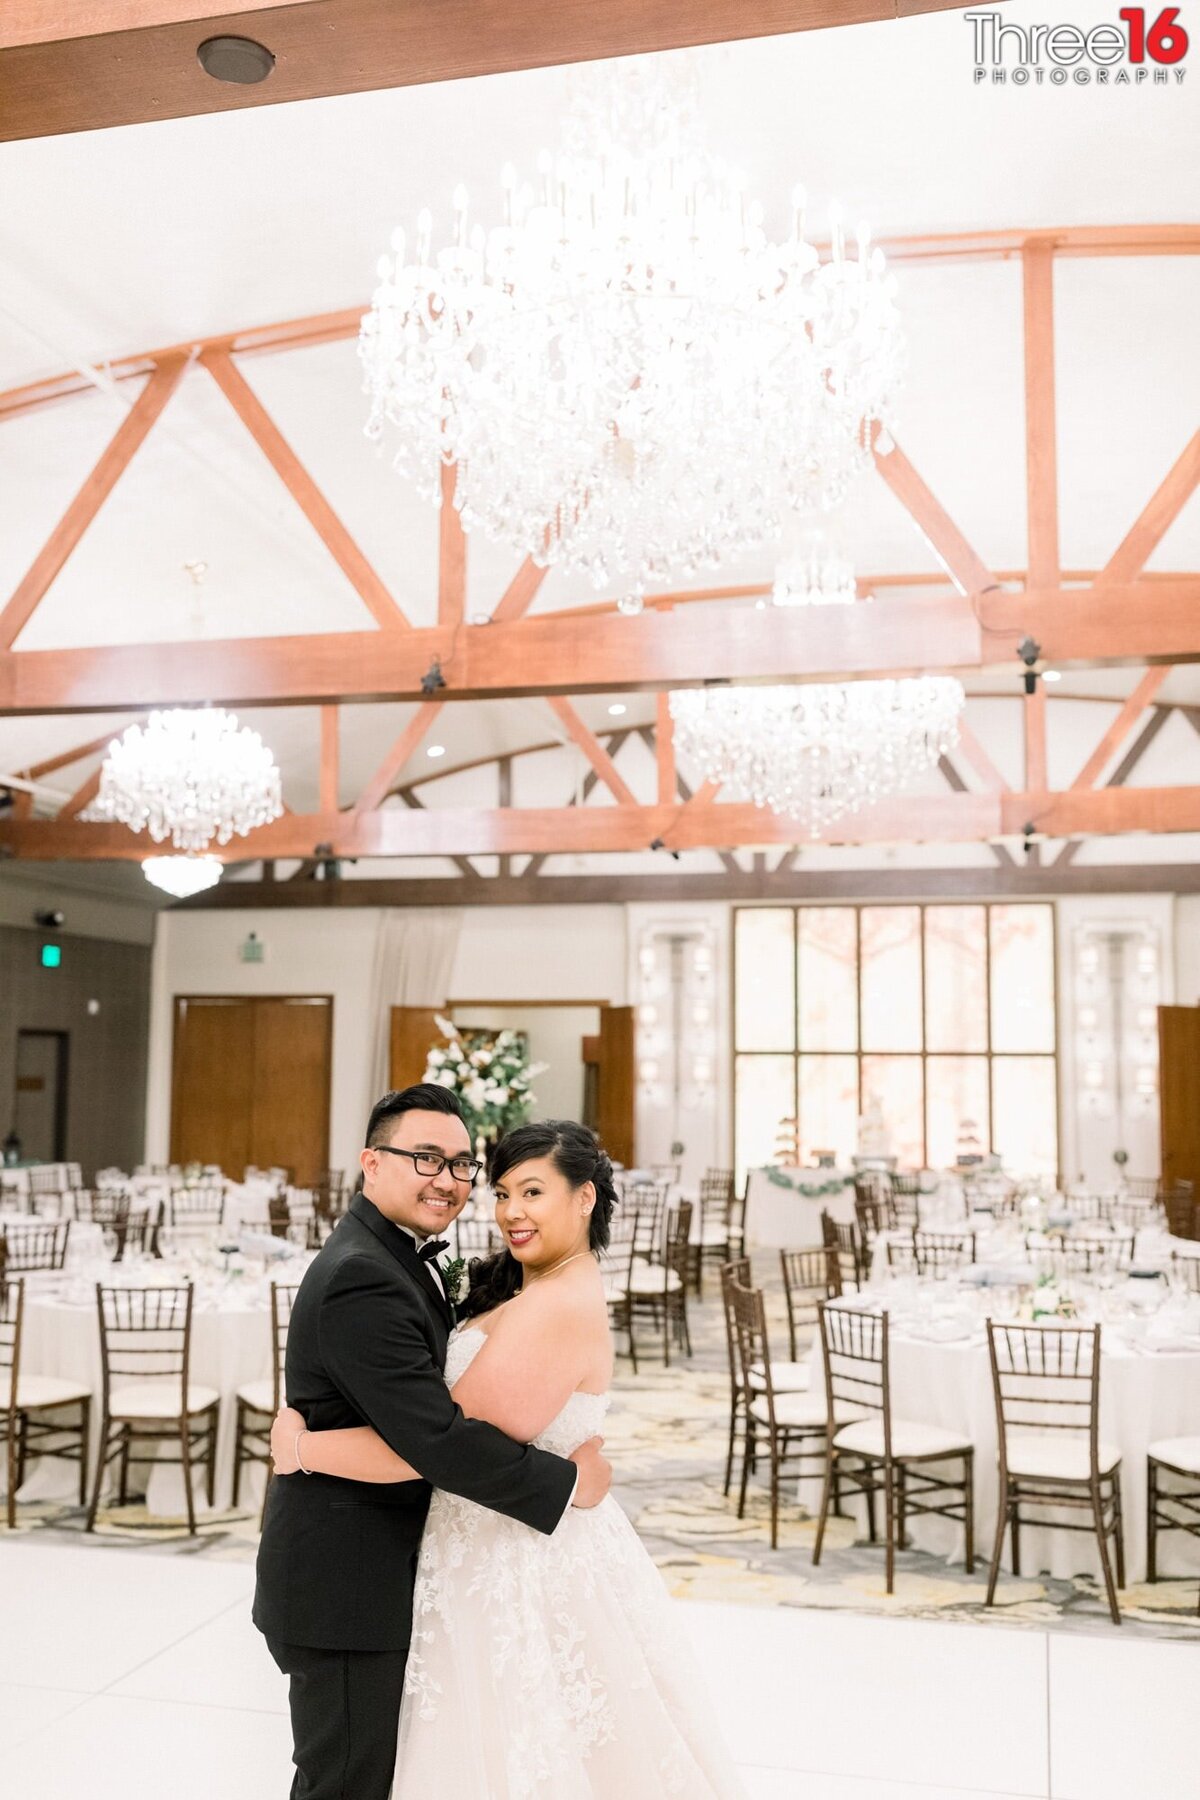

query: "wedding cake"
left=853, top=1096, right=894, bottom=1170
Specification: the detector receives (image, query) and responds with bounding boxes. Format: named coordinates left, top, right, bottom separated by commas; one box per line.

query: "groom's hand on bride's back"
left=568, top=1436, right=612, bottom=1509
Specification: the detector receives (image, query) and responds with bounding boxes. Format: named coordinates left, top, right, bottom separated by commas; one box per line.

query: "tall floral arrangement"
left=424, top=1016, right=546, bottom=1147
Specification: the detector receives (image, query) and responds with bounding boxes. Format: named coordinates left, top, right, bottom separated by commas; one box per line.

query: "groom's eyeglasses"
left=375, top=1146, right=483, bottom=1184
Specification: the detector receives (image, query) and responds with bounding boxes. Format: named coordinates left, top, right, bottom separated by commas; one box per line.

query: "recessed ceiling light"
left=197, top=36, right=275, bottom=84
left=426, top=744, right=446, bottom=759
left=608, top=703, right=627, bottom=716
left=1042, top=669, right=1062, bottom=682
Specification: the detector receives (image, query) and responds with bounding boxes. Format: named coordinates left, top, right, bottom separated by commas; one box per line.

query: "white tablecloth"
left=14, top=1259, right=311, bottom=1516
left=745, top=1169, right=858, bottom=1249
left=805, top=1309, right=1200, bottom=1584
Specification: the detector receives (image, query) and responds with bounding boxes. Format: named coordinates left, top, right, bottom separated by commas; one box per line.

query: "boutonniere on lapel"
left=439, top=1255, right=467, bottom=1316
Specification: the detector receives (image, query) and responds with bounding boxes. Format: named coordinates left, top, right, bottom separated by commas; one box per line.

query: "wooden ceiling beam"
left=1022, top=242, right=1060, bottom=592
left=1097, top=429, right=1200, bottom=588
left=2, top=582, right=1199, bottom=717
left=871, top=429, right=998, bottom=598
left=201, top=347, right=410, bottom=632
left=11, top=783, right=1200, bottom=863
left=953, top=718, right=1011, bottom=793
left=171, top=857, right=1200, bottom=910
left=1024, top=680, right=1047, bottom=794
left=0, top=2, right=1032, bottom=143
left=0, top=357, right=187, bottom=650
left=55, top=766, right=100, bottom=821
left=353, top=700, right=444, bottom=814
left=437, top=463, right=466, bottom=630
left=318, top=705, right=340, bottom=813
left=3, top=225, right=1195, bottom=423
left=655, top=694, right=677, bottom=807
left=490, top=556, right=550, bottom=624
left=1069, top=668, right=1169, bottom=790
left=546, top=697, right=639, bottom=806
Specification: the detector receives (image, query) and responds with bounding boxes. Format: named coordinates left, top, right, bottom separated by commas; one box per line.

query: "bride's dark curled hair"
left=460, top=1119, right=619, bottom=1321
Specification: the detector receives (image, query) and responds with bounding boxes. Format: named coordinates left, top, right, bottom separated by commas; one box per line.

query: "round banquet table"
left=804, top=1303, right=1200, bottom=1585
left=14, top=1256, right=312, bottom=1517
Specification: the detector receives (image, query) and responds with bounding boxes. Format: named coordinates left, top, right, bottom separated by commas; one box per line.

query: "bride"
left=271, top=1119, right=745, bottom=1798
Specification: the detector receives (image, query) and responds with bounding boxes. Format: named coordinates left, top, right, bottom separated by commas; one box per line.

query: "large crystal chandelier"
left=360, top=56, right=903, bottom=604
left=91, top=709, right=283, bottom=853
left=670, top=677, right=965, bottom=836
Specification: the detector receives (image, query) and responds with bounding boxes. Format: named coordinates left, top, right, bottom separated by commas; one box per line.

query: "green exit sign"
left=40, top=943, right=62, bottom=969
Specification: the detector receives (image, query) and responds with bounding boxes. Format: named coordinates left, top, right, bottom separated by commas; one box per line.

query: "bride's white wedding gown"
left=394, top=1326, right=745, bottom=1798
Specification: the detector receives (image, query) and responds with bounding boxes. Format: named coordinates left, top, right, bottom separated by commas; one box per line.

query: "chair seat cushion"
left=749, top=1360, right=811, bottom=1393
left=236, top=1379, right=276, bottom=1413
left=749, top=1390, right=828, bottom=1430
left=16, top=1374, right=91, bottom=1409
left=627, top=1266, right=684, bottom=1294
left=108, top=1382, right=219, bottom=1419
left=834, top=1416, right=972, bottom=1461
left=1005, top=1434, right=1121, bottom=1481
left=1148, top=1436, right=1200, bottom=1475
left=697, top=1223, right=730, bottom=1246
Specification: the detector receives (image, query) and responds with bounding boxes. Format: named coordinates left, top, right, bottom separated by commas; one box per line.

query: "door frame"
left=15, top=1027, right=70, bottom=1162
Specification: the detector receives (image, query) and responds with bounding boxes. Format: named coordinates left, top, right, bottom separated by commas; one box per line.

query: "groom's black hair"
left=365, top=1082, right=466, bottom=1148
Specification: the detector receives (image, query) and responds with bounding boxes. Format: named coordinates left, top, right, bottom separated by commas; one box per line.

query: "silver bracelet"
left=295, top=1429, right=314, bottom=1475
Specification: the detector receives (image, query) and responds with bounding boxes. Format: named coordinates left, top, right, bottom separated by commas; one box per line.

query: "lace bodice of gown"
left=443, top=1325, right=610, bottom=1455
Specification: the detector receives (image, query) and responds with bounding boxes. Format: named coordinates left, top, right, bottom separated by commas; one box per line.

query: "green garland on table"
left=761, top=1167, right=853, bottom=1198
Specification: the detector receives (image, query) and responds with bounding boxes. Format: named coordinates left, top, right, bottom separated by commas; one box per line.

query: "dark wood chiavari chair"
left=74, top=1190, right=137, bottom=1261
left=27, top=1166, right=68, bottom=1217
left=821, top=1209, right=864, bottom=1291
left=813, top=1301, right=975, bottom=1594
left=1, top=1274, right=92, bottom=1524
left=887, top=1172, right=921, bottom=1229
left=884, top=1233, right=918, bottom=1275
left=779, top=1248, right=840, bottom=1368
left=985, top=1320, right=1124, bottom=1625
left=233, top=1281, right=301, bottom=1522
left=625, top=1180, right=671, bottom=1262
left=728, top=1273, right=830, bottom=1548
left=1147, top=1434, right=1200, bottom=1616
left=853, top=1174, right=891, bottom=1251
left=1104, top=1195, right=1164, bottom=1233
left=650, top=1162, right=681, bottom=1185
left=1, top=1219, right=71, bottom=1272
left=601, top=1209, right=639, bottom=1371
left=166, top=1185, right=226, bottom=1228
left=691, top=1168, right=737, bottom=1293
left=626, top=1201, right=692, bottom=1367
left=1059, top=1232, right=1135, bottom=1278
left=1169, top=1251, right=1200, bottom=1295
left=913, top=1229, right=977, bottom=1278
left=1059, top=1193, right=1106, bottom=1222
left=719, top=1257, right=752, bottom=1494
left=452, top=1217, right=503, bottom=1261
left=87, top=1282, right=219, bottom=1536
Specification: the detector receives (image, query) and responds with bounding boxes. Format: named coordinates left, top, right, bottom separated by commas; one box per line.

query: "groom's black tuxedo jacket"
left=253, top=1191, right=575, bottom=1653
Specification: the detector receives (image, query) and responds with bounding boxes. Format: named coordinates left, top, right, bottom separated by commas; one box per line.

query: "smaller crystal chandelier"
left=91, top=709, right=283, bottom=853
left=141, top=855, right=223, bottom=898
left=670, top=677, right=964, bottom=836
left=772, top=543, right=858, bottom=608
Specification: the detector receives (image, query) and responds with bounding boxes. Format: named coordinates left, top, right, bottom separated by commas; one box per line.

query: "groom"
left=254, top=1082, right=611, bottom=1798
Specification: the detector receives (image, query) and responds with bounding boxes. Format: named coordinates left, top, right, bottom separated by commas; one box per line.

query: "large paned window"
left=734, top=904, right=1058, bottom=1179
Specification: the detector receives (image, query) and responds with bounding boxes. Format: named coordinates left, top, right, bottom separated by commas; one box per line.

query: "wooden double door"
left=171, top=995, right=332, bottom=1186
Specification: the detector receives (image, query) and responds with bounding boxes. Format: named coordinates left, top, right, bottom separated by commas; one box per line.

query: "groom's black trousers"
left=267, top=1637, right=408, bottom=1800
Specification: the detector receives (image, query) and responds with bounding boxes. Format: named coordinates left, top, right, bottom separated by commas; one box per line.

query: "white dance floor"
left=0, top=1540, right=1191, bottom=1799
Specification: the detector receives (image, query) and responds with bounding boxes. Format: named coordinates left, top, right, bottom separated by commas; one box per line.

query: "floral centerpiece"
left=424, top=1016, right=547, bottom=1151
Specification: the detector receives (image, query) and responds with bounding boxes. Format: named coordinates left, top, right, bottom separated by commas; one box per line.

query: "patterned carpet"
left=9, top=1259, right=1200, bottom=1641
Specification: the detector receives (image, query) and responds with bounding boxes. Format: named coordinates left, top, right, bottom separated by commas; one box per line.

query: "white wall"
left=147, top=904, right=628, bottom=1179
left=1174, top=896, right=1200, bottom=1005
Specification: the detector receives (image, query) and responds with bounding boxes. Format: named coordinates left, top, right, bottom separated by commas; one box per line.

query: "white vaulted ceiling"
left=0, top=7, right=1197, bottom=845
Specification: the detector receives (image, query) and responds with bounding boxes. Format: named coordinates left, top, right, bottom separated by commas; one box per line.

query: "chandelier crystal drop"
left=141, top=855, right=223, bottom=898
left=669, top=678, right=965, bottom=836
left=360, top=56, right=903, bottom=598
left=92, top=709, right=283, bottom=853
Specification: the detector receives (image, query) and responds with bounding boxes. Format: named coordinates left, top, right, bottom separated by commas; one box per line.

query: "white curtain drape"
left=368, top=908, right=464, bottom=1102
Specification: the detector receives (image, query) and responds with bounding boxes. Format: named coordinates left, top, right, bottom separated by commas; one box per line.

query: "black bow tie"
left=417, top=1239, right=449, bottom=1262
